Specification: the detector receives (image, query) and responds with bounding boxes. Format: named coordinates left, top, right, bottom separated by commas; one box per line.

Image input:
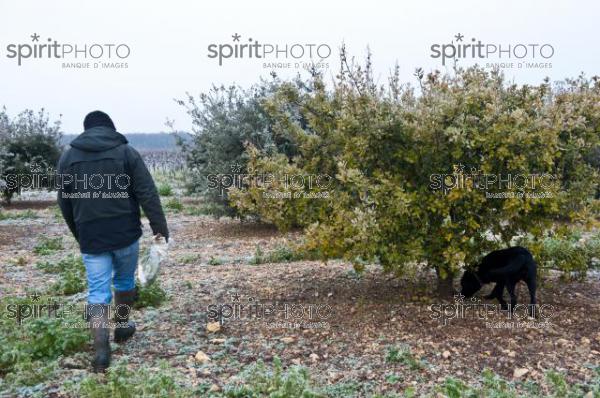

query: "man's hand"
left=154, top=233, right=168, bottom=243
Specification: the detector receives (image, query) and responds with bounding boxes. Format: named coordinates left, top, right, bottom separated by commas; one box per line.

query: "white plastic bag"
left=138, top=235, right=169, bottom=286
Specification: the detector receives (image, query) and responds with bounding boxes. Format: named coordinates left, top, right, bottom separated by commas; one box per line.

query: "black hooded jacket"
left=57, top=126, right=169, bottom=253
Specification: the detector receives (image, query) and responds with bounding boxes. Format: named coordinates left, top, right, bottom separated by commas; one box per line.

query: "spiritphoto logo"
left=429, top=164, right=558, bottom=198
left=430, top=33, right=554, bottom=69
left=206, top=163, right=332, bottom=198
left=207, top=33, right=332, bottom=69
left=1, top=293, right=132, bottom=328
left=4, top=33, right=131, bottom=69
left=429, top=294, right=554, bottom=328
left=207, top=293, right=332, bottom=329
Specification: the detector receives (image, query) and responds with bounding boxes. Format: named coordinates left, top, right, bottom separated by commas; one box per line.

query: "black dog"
left=460, top=246, right=537, bottom=314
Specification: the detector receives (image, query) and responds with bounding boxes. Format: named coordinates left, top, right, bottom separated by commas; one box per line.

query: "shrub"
left=0, top=107, right=63, bottom=204
left=227, top=53, right=599, bottom=290
left=516, top=229, right=600, bottom=278
left=176, top=79, right=304, bottom=218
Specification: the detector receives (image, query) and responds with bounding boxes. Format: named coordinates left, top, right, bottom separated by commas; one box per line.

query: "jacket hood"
left=70, top=126, right=128, bottom=152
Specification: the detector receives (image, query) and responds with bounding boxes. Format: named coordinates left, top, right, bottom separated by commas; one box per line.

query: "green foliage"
left=223, top=52, right=599, bottom=281
left=517, top=229, right=600, bottom=277
left=0, top=296, right=89, bottom=376
left=436, top=368, right=600, bottom=398
left=37, top=256, right=86, bottom=296
left=164, top=197, right=183, bottom=212
left=178, top=253, right=201, bottom=264
left=385, top=345, right=426, bottom=371
left=70, top=359, right=194, bottom=398
left=50, top=267, right=86, bottom=295
left=49, top=204, right=63, bottom=221
left=224, top=357, right=325, bottom=398
left=36, top=255, right=84, bottom=274
left=33, top=236, right=63, bottom=255
left=176, top=79, right=304, bottom=218
left=134, top=281, right=167, bottom=309
left=208, top=255, right=224, bottom=266
left=0, top=107, right=63, bottom=204
left=183, top=202, right=224, bottom=217
left=1, top=358, right=58, bottom=390
left=157, top=183, right=173, bottom=197
left=249, top=244, right=316, bottom=265
left=0, top=209, right=39, bottom=220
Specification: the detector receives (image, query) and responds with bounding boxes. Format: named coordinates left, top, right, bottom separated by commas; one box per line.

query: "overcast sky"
left=0, top=0, right=598, bottom=134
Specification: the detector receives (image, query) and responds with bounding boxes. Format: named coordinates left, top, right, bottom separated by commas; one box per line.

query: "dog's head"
left=460, top=269, right=482, bottom=298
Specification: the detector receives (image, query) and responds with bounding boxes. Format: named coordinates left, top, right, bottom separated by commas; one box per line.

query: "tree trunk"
left=435, top=267, right=456, bottom=297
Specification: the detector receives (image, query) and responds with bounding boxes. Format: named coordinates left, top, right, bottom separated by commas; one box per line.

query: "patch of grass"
left=67, top=359, right=194, bottom=398
left=1, top=358, right=58, bottom=389
left=37, top=256, right=87, bottom=296
left=164, top=197, right=183, bottom=212
left=183, top=202, right=223, bottom=217
left=36, top=255, right=84, bottom=274
left=436, top=368, right=600, bottom=398
left=134, top=281, right=167, bottom=309
left=385, top=345, right=426, bottom=371
left=0, top=295, right=89, bottom=387
left=208, top=256, right=224, bottom=266
left=49, top=205, right=63, bottom=221
left=178, top=253, right=200, bottom=264
left=0, top=209, right=39, bottom=220
left=248, top=244, right=313, bottom=265
left=320, top=381, right=369, bottom=397
left=157, top=183, right=173, bottom=197
left=33, top=236, right=63, bottom=255
left=49, top=268, right=86, bottom=295
left=224, top=357, right=325, bottom=398
left=384, top=373, right=403, bottom=384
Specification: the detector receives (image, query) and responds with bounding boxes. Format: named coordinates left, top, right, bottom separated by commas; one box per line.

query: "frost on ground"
left=0, top=200, right=599, bottom=397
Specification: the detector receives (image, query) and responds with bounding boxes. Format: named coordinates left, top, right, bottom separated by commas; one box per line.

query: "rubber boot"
left=114, top=289, right=137, bottom=343
left=88, top=304, right=111, bottom=373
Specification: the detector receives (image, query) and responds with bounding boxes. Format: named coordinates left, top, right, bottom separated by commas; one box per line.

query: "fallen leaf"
left=194, top=351, right=211, bottom=364
left=206, top=322, right=221, bottom=333
left=513, top=368, right=529, bottom=379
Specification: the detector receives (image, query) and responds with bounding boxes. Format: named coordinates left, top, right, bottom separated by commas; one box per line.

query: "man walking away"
left=57, top=111, right=169, bottom=372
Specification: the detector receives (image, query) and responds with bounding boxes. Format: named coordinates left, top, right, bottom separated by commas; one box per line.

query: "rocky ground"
left=0, top=199, right=599, bottom=397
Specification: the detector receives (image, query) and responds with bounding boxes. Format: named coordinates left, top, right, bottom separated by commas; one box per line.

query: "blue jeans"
left=82, top=240, right=139, bottom=304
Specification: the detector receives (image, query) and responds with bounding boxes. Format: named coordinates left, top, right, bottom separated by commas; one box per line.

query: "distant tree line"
left=61, top=132, right=192, bottom=151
